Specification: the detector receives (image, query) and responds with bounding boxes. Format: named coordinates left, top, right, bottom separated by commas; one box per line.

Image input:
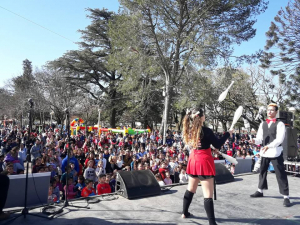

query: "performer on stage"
left=249, top=103, right=291, bottom=207
left=181, top=107, right=232, bottom=225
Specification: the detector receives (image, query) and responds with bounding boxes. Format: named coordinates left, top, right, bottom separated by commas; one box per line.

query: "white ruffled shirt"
left=253, top=120, right=285, bottom=158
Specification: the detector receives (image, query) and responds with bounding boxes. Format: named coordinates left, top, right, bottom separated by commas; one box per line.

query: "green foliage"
left=48, top=8, right=124, bottom=127
left=260, top=0, right=300, bottom=112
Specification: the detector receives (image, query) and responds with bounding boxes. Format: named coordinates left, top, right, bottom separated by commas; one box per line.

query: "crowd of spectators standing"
left=0, top=123, right=281, bottom=203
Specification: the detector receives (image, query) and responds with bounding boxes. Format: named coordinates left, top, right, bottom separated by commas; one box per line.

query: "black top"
left=197, top=127, right=230, bottom=150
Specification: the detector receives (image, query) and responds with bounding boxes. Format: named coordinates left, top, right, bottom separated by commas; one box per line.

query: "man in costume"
left=250, top=103, right=291, bottom=207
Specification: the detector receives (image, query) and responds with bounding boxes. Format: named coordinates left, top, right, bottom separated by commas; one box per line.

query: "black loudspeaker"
left=277, top=111, right=293, bottom=126
left=215, top=163, right=234, bottom=184
left=282, top=127, right=298, bottom=160
left=116, top=170, right=161, bottom=199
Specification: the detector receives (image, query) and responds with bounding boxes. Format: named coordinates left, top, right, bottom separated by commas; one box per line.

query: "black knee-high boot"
left=204, top=198, right=217, bottom=225
left=182, top=190, right=194, bottom=217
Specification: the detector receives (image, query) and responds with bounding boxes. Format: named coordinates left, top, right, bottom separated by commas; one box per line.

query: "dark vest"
left=262, top=121, right=279, bottom=146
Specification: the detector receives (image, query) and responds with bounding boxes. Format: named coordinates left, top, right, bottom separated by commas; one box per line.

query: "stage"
left=2, top=173, right=300, bottom=225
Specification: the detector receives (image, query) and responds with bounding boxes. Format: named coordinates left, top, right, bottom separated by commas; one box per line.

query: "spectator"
left=81, top=179, right=96, bottom=197
left=84, top=160, right=96, bottom=182
left=30, top=139, right=42, bottom=165
left=97, top=174, right=111, bottom=195
left=179, top=168, right=188, bottom=183
left=164, top=171, right=172, bottom=185
left=155, top=173, right=165, bottom=186
left=74, top=175, right=85, bottom=198
left=61, top=151, right=79, bottom=174
left=159, top=161, right=168, bottom=180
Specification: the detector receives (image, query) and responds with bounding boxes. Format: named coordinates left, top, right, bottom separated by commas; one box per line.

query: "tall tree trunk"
left=109, top=87, right=117, bottom=128
left=110, top=108, right=116, bottom=128
left=161, top=78, right=171, bottom=143
left=143, top=118, right=148, bottom=129
left=176, top=109, right=186, bottom=131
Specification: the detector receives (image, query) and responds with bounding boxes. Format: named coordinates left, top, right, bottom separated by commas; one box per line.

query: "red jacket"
left=81, top=187, right=96, bottom=197
left=159, top=168, right=168, bottom=180
left=97, top=183, right=111, bottom=195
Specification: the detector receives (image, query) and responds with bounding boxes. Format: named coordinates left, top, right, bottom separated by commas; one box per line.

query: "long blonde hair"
left=182, top=108, right=204, bottom=149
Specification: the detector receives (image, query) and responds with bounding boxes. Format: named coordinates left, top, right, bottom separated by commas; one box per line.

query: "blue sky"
left=0, top=0, right=289, bottom=88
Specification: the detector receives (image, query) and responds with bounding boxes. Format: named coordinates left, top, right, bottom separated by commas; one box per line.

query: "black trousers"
left=0, top=174, right=10, bottom=212
left=258, top=153, right=289, bottom=195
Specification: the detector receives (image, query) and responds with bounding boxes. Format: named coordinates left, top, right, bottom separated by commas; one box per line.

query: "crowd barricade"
left=234, top=157, right=252, bottom=174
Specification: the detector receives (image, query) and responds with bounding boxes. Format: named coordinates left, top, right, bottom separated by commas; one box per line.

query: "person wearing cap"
left=249, top=103, right=291, bottom=207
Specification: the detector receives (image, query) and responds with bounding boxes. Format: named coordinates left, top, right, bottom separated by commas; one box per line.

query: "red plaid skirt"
left=186, top=148, right=215, bottom=176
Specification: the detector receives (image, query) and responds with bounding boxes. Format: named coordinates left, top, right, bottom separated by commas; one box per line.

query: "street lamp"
left=98, top=108, right=102, bottom=135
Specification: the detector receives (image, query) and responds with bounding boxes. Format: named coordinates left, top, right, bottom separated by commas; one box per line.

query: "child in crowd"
left=2, top=164, right=14, bottom=176
left=38, top=167, right=45, bottom=173
left=164, top=171, right=172, bottom=185
left=230, top=164, right=235, bottom=175
left=130, top=155, right=137, bottom=170
left=179, top=168, right=189, bottom=183
left=51, top=178, right=60, bottom=202
left=159, top=161, right=168, bottom=180
left=48, top=165, right=56, bottom=178
left=94, top=154, right=100, bottom=166
left=61, top=166, right=73, bottom=187
left=48, top=186, right=57, bottom=204
left=155, top=173, right=165, bottom=186
left=116, top=155, right=123, bottom=168
left=105, top=173, right=116, bottom=192
left=97, top=174, right=111, bottom=195
left=64, top=177, right=76, bottom=200
left=151, top=161, right=158, bottom=172
left=17, top=169, right=24, bottom=174
left=69, top=162, right=78, bottom=182
left=81, top=179, right=96, bottom=197
left=75, top=175, right=85, bottom=198
left=54, top=175, right=63, bottom=192
left=84, top=160, right=96, bottom=182
left=95, top=161, right=105, bottom=177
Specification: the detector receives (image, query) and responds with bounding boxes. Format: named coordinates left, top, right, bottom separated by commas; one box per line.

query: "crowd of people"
left=0, top=123, right=274, bottom=203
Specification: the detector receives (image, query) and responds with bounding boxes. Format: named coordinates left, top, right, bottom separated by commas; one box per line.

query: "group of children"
left=48, top=166, right=115, bottom=203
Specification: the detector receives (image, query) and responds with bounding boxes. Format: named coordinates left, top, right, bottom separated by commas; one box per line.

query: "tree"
left=0, top=88, right=14, bottom=119
left=10, top=59, right=47, bottom=126
left=49, top=9, right=124, bottom=127
left=260, top=0, right=300, bottom=109
left=35, top=68, right=84, bottom=125
left=114, top=0, right=268, bottom=142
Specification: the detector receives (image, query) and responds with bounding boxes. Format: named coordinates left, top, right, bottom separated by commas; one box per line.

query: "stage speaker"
left=215, top=163, right=234, bottom=184
left=116, top=170, right=161, bottom=199
left=277, top=111, right=293, bottom=126
left=282, top=127, right=298, bottom=160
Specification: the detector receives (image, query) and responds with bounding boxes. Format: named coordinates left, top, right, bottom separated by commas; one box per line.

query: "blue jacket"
left=61, top=156, right=79, bottom=173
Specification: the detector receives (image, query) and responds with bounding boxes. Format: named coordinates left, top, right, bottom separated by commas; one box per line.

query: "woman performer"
left=181, top=108, right=232, bottom=225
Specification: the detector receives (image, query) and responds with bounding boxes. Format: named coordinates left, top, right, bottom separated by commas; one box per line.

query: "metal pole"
left=98, top=108, right=101, bottom=136
left=24, top=99, right=33, bottom=218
